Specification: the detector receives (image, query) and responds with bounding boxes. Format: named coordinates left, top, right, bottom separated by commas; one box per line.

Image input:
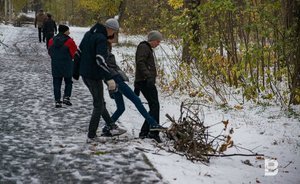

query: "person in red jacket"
left=48, top=25, right=77, bottom=108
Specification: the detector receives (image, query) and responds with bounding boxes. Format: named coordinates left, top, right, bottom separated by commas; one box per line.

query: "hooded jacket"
left=78, top=23, right=113, bottom=80
left=48, top=33, right=77, bottom=78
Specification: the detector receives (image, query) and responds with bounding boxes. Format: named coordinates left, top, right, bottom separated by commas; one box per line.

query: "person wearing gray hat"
left=147, top=30, right=163, bottom=42
left=75, top=18, right=126, bottom=142
left=134, top=30, right=164, bottom=143
left=104, top=18, right=120, bottom=31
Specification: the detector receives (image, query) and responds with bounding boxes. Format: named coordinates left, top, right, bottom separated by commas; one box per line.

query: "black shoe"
left=102, top=125, right=113, bottom=137
left=55, top=101, right=62, bottom=108
left=149, top=124, right=167, bottom=132
left=148, top=133, right=162, bottom=143
left=139, top=133, right=148, bottom=139
left=63, top=97, right=72, bottom=106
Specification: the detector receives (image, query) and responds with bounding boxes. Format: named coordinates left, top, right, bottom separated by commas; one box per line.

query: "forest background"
left=1, top=0, right=300, bottom=110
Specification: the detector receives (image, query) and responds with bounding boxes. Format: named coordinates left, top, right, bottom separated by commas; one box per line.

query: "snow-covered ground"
left=0, top=23, right=299, bottom=184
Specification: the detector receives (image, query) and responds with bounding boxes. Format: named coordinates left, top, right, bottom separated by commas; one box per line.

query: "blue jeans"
left=53, top=77, right=72, bottom=101
left=111, top=76, right=157, bottom=126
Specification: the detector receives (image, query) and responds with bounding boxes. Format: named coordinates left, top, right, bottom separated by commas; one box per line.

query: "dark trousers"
left=137, top=81, right=160, bottom=136
left=111, top=76, right=157, bottom=126
left=45, top=32, right=54, bottom=48
left=53, top=77, right=72, bottom=101
left=38, top=27, right=43, bottom=42
left=82, top=78, right=113, bottom=138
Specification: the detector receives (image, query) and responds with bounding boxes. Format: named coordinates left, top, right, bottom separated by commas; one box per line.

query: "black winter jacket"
left=78, top=23, right=112, bottom=80
left=135, top=41, right=157, bottom=82
left=107, top=53, right=129, bottom=82
left=43, top=18, right=57, bottom=35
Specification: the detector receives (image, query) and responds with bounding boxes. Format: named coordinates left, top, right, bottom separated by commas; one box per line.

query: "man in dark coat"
left=76, top=18, right=126, bottom=142
left=48, top=25, right=77, bottom=108
left=134, top=30, right=163, bottom=143
left=43, top=13, right=57, bottom=48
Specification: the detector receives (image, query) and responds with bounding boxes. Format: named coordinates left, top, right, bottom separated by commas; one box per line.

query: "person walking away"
left=48, top=25, right=77, bottom=108
left=34, top=9, right=47, bottom=43
left=76, top=18, right=126, bottom=141
left=134, top=30, right=163, bottom=142
left=43, top=13, right=57, bottom=48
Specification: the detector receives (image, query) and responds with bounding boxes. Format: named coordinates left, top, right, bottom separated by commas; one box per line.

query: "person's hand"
left=146, top=77, right=155, bottom=88
left=107, top=79, right=116, bottom=91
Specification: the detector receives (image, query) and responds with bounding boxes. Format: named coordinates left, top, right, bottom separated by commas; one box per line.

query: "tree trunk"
left=289, top=0, right=300, bottom=105
left=182, top=0, right=201, bottom=63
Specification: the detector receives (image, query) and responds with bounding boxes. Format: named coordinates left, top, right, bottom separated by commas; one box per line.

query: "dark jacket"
left=48, top=33, right=77, bottom=78
left=107, top=53, right=129, bottom=82
left=135, top=41, right=157, bottom=82
left=43, top=18, right=57, bottom=35
left=78, top=23, right=112, bottom=80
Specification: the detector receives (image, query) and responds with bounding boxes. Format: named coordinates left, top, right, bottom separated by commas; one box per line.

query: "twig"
left=0, top=40, right=9, bottom=47
left=283, top=161, right=293, bottom=169
left=205, top=153, right=264, bottom=157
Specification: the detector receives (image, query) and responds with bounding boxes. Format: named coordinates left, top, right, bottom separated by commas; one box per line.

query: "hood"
left=89, top=23, right=107, bottom=37
left=53, top=33, right=69, bottom=48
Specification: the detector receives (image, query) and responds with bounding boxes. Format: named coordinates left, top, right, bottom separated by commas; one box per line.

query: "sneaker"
left=86, top=136, right=107, bottom=143
left=149, top=124, right=167, bottom=132
left=148, top=133, right=162, bottom=143
left=63, top=97, right=72, bottom=106
left=139, top=133, right=148, bottom=139
left=55, top=101, right=62, bottom=108
left=86, top=137, right=97, bottom=143
left=102, top=124, right=126, bottom=137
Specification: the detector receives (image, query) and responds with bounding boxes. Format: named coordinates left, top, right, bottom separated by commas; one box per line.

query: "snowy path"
left=0, top=26, right=164, bottom=184
left=1, top=24, right=300, bottom=184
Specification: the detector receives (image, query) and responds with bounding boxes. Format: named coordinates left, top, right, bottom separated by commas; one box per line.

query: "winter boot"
left=63, top=97, right=72, bottom=106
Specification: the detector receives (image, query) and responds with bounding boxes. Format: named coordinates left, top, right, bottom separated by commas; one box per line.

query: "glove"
left=107, top=79, right=116, bottom=91
left=146, top=77, right=155, bottom=88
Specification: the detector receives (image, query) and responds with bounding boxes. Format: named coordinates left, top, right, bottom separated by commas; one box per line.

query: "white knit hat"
left=147, top=30, right=163, bottom=41
left=105, top=18, right=120, bottom=31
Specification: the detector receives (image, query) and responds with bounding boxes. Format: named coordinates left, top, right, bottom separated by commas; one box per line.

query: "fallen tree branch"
left=163, top=100, right=265, bottom=164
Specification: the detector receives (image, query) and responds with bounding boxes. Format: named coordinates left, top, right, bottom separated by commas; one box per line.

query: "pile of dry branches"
left=164, top=101, right=263, bottom=164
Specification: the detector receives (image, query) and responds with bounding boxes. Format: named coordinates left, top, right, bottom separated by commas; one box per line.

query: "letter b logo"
left=265, top=159, right=278, bottom=176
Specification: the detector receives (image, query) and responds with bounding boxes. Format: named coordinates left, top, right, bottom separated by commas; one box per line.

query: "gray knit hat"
left=147, top=30, right=163, bottom=42
left=105, top=18, right=120, bottom=31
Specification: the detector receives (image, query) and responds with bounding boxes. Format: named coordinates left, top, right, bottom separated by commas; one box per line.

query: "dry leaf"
left=222, top=120, right=229, bottom=130
left=219, top=144, right=227, bottom=153
left=228, top=140, right=234, bottom=148
left=226, top=135, right=231, bottom=143
left=256, top=156, right=264, bottom=160
left=234, top=105, right=244, bottom=110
